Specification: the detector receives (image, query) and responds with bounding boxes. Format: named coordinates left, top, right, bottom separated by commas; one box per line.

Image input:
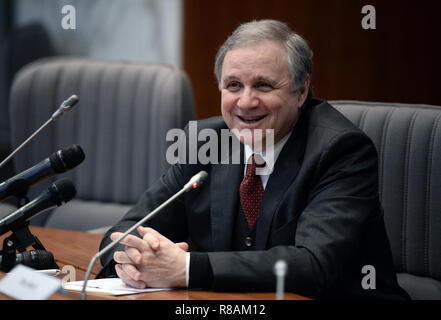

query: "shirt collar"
left=244, top=129, right=293, bottom=175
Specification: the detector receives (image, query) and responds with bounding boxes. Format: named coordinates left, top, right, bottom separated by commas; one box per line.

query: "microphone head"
left=51, top=94, right=79, bottom=120
left=50, top=144, right=85, bottom=173
left=183, top=171, right=208, bottom=192
left=64, top=94, right=79, bottom=108
left=192, top=171, right=208, bottom=185
left=273, top=259, right=288, bottom=277
left=19, top=250, right=59, bottom=270
left=48, top=179, right=76, bottom=206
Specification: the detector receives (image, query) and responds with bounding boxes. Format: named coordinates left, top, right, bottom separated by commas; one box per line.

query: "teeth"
left=239, top=115, right=266, bottom=123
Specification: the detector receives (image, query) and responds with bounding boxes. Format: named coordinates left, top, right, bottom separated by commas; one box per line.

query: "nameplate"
left=0, top=264, right=62, bottom=300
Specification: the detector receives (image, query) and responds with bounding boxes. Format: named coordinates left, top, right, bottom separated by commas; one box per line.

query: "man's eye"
left=226, top=82, right=242, bottom=91
left=255, top=82, right=273, bottom=91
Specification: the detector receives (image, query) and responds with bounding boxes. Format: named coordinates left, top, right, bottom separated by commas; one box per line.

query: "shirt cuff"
left=185, top=252, right=190, bottom=287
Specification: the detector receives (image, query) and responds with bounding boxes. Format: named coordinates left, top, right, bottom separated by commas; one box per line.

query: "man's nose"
left=237, top=87, right=259, bottom=109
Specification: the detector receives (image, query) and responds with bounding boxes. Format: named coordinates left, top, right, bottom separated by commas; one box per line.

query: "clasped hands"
left=110, top=226, right=188, bottom=289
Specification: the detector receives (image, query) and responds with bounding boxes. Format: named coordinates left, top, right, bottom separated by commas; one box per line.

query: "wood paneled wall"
left=183, top=0, right=441, bottom=119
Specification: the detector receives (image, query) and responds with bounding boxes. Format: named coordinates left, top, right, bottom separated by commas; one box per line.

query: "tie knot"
left=246, top=155, right=266, bottom=176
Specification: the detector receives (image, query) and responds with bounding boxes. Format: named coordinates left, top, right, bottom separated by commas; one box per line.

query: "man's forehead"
left=224, top=42, right=286, bottom=62
left=222, top=42, right=288, bottom=72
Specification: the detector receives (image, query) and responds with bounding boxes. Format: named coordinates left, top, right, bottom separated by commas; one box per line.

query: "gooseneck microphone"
left=0, top=179, right=77, bottom=236
left=0, top=144, right=85, bottom=202
left=0, top=94, right=79, bottom=169
left=80, top=171, right=209, bottom=300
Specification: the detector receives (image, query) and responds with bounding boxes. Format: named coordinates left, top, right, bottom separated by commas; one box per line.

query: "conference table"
left=0, top=226, right=309, bottom=300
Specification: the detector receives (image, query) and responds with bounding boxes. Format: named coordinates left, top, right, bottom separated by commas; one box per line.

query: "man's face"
left=220, top=40, right=309, bottom=149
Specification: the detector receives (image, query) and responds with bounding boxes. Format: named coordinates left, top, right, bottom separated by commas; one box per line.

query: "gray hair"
left=214, top=19, right=313, bottom=92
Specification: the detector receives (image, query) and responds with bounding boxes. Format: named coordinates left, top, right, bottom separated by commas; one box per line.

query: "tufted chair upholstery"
left=2, top=57, right=194, bottom=232
left=331, top=100, right=441, bottom=300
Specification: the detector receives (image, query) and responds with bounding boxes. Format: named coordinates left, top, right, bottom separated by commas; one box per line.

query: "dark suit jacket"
left=100, top=97, right=410, bottom=300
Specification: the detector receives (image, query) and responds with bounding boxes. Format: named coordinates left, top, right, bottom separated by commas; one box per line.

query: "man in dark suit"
left=99, top=19, right=409, bottom=299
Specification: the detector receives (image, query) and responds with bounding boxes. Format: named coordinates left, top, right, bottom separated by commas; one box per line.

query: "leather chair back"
left=331, top=100, right=441, bottom=299
left=6, top=57, right=194, bottom=231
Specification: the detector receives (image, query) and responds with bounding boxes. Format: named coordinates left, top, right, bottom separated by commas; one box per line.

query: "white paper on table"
left=0, top=265, right=62, bottom=300
left=63, top=278, right=173, bottom=296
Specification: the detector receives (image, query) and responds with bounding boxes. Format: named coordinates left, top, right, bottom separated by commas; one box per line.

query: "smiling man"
left=99, top=20, right=410, bottom=299
left=219, top=39, right=308, bottom=149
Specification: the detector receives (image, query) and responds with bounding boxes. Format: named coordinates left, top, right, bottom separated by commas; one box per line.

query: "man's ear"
left=297, top=76, right=311, bottom=108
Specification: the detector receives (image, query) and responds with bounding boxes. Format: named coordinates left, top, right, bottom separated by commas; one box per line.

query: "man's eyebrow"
left=222, top=75, right=277, bottom=84
left=222, top=75, right=238, bottom=84
left=253, top=76, right=277, bottom=84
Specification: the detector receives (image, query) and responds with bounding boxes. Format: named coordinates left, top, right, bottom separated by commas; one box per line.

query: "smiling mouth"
left=237, top=115, right=267, bottom=124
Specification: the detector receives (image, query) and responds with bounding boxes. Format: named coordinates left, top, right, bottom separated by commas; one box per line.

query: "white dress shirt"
left=243, top=130, right=293, bottom=189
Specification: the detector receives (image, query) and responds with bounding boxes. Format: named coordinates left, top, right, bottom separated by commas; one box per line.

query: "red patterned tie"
left=240, top=155, right=264, bottom=229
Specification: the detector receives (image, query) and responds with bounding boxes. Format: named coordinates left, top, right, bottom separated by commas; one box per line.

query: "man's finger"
left=121, top=263, right=144, bottom=282
left=114, top=250, right=134, bottom=264
left=176, top=242, right=189, bottom=251
left=138, top=226, right=188, bottom=252
left=137, top=226, right=149, bottom=237
left=115, top=264, right=147, bottom=289
left=143, top=232, right=160, bottom=251
left=137, top=226, right=164, bottom=240
left=124, top=246, right=143, bottom=264
left=110, top=232, right=149, bottom=252
left=137, top=226, right=161, bottom=251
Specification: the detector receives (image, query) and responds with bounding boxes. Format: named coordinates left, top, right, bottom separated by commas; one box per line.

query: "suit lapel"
left=210, top=139, right=244, bottom=251
left=255, top=115, right=308, bottom=250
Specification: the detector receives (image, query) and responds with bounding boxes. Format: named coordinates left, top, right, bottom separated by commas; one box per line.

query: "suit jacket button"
left=245, top=236, right=253, bottom=247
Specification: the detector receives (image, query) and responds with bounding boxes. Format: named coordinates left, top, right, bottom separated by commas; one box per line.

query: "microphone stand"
left=0, top=119, right=52, bottom=170
left=0, top=186, right=59, bottom=272
left=0, top=223, right=59, bottom=272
